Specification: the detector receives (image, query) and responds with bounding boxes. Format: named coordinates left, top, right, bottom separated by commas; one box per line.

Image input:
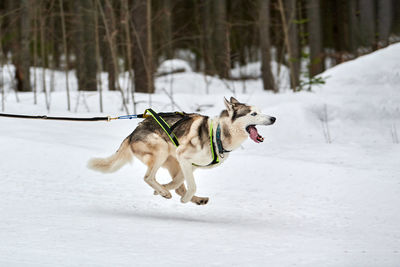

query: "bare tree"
left=132, top=0, right=154, bottom=94
left=93, top=0, right=103, bottom=113
left=16, top=0, right=31, bottom=92
left=201, top=0, right=215, bottom=75
left=97, top=0, right=129, bottom=113
left=59, top=0, right=71, bottom=111
left=348, top=0, right=360, bottom=54
left=359, top=0, right=376, bottom=49
left=394, top=1, right=400, bottom=35
left=377, top=0, right=392, bottom=47
left=39, top=5, right=49, bottom=110
left=307, top=0, right=324, bottom=76
left=75, top=0, right=97, bottom=91
left=278, top=0, right=299, bottom=91
left=161, top=0, right=173, bottom=59
left=49, top=7, right=56, bottom=94
left=122, top=0, right=136, bottom=113
left=214, top=0, right=230, bottom=78
left=104, top=0, right=117, bottom=92
left=0, top=16, right=4, bottom=111
left=259, top=0, right=276, bottom=92
left=32, top=3, right=38, bottom=104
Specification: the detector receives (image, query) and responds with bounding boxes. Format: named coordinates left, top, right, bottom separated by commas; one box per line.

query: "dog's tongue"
left=248, top=126, right=264, bottom=143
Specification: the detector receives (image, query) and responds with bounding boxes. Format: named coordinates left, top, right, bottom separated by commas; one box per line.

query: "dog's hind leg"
left=131, top=140, right=171, bottom=199
left=161, top=156, right=185, bottom=191
left=157, top=157, right=208, bottom=205
left=144, top=158, right=171, bottom=199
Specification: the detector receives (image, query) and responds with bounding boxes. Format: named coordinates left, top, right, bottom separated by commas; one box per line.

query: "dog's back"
left=128, top=113, right=207, bottom=144
left=88, top=112, right=209, bottom=173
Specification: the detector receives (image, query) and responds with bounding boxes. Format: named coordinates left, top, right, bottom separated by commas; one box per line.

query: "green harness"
left=144, top=108, right=220, bottom=166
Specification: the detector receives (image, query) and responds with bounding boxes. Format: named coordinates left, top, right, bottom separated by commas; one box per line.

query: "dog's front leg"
left=178, top=160, right=196, bottom=203
left=175, top=184, right=209, bottom=205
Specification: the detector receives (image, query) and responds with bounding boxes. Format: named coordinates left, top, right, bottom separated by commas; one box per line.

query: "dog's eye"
left=251, top=112, right=257, bottom=116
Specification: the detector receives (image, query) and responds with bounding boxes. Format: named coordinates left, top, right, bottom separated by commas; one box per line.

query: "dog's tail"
left=87, top=138, right=133, bottom=173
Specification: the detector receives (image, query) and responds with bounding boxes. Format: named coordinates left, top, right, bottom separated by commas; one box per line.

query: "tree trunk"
left=214, top=0, right=230, bottom=78
left=201, top=0, right=215, bottom=75
left=393, top=1, right=400, bottom=35
left=123, top=0, right=136, bottom=113
left=272, top=6, right=285, bottom=66
left=307, top=0, right=324, bottom=76
left=334, top=0, right=350, bottom=53
left=39, top=6, right=49, bottom=110
left=0, top=18, right=4, bottom=111
left=132, top=0, right=154, bottom=93
left=377, top=0, right=392, bottom=47
left=280, top=0, right=300, bottom=90
left=104, top=0, right=117, bottom=91
left=16, top=0, right=31, bottom=92
left=96, top=0, right=128, bottom=113
left=59, top=0, right=70, bottom=111
left=161, top=0, right=173, bottom=59
left=359, top=0, right=376, bottom=49
left=74, top=0, right=97, bottom=91
left=348, top=0, right=360, bottom=53
left=259, top=0, right=276, bottom=92
left=94, top=0, right=103, bottom=112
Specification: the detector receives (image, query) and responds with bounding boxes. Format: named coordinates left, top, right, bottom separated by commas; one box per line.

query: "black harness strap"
left=170, top=114, right=191, bottom=133
left=216, top=124, right=231, bottom=155
left=144, top=108, right=181, bottom=147
left=144, top=109, right=220, bottom=167
left=192, top=121, right=219, bottom=167
left=208, top=137, right=219, bottom=165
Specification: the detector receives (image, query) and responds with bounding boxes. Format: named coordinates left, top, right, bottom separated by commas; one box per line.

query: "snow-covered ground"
left=1, top=44, right=400, bottom=266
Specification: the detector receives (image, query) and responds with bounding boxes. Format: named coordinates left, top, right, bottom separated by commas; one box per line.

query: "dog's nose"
left=270, top=117, right=276, bottom=124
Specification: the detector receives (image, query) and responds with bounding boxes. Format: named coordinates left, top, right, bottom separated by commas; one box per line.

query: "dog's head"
left=222, top=97, right=276, bottom=143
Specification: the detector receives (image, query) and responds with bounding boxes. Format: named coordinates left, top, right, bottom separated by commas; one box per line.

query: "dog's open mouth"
left=246, top=125, right=264, bottom=143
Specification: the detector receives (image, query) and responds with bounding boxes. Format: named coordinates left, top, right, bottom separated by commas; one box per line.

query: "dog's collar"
left=216, top=124, right=231, bottom=155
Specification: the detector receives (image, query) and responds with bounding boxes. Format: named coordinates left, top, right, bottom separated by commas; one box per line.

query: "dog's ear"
left=224, top=97, right=233, bottom=112
left=230, top=97, right=240, bottom=104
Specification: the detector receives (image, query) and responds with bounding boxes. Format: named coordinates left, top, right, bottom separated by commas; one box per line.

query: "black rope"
left=0, top=113, right=109, bottom=121
left=0, top=111, right=185, bottom=122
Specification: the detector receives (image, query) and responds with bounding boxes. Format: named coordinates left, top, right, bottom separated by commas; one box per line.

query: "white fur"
left=87, top=138, right=133, bottom=173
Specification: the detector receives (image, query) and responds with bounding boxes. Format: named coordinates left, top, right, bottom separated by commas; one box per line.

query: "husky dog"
left=88, top=97, right=276, bottom=205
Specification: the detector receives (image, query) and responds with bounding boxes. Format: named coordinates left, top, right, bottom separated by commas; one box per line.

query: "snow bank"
left=157, top=59, right=192, bottom=75
left=314, top=43, right=400, bottom=144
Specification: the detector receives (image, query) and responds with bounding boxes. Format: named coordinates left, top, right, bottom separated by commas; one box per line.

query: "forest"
left=0, top=0, right=399, bottom=100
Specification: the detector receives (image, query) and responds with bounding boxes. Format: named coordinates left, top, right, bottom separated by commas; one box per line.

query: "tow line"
left=0, top=112, right=149, bottom=122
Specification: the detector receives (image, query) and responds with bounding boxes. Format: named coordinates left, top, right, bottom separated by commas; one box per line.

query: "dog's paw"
left=159, top=190, right=172, bottom=199
left=192, top=196, right=209, bottom=205
left=154, top=188, right=171, bottom=199
left=180, top=196, right=191, bottom=203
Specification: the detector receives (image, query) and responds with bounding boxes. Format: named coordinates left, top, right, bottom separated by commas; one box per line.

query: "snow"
left=1, top=44, right=400, bottom=266
left=157, top=59, right=193, bottom=74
